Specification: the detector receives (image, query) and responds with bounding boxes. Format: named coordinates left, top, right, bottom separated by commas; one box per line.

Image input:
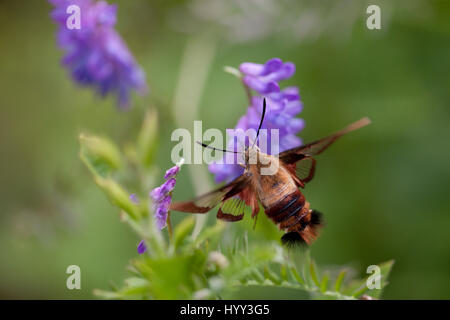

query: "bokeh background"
left=0, top=0, right=449, bottom=299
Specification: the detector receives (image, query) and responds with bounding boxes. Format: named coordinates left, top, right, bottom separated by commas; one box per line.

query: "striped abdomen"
left=264, top=190, right=323, bottom=246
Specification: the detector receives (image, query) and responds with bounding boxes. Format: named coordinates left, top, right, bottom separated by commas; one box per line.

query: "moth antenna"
left=196, top=141, right=241, bottom=154
left=252, top=98, right=267, bottom=147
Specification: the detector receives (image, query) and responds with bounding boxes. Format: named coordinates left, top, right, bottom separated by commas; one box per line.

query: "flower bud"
left=208, top=251, right=229, bottom=269
left=79, top=133, right=122, bottom=175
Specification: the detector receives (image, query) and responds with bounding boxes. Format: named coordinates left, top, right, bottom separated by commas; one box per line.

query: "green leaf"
left=250, top=269, right=265, bottom=283
left=79, top=133, right=122, bottom=177
left=280, top=265, right=288, bottom=282
left=173, top=216, right=195, bottom=249
left=334, top=269, right=347, bottom=293
left=365, top=260, right=395, bottom=299
left=93, top=289, right=121, bottom=299
left=289, top=266, right=305, bottom=285
left=192, top=222, right=226, bottom=248
left=344, top=260, right=395, bottom=299
left=94, top=175, right=141, bottom=220
left=320, top=272, right=330, bottom=293
left=309, top=260, right=320, bottom=287
left=133, top=251, right=207, bottom=299
left=264, top=266, right=281, bottom=285
left=116, top=278, right=152, bottom=298
left=137, top=108, right=159, bottom=167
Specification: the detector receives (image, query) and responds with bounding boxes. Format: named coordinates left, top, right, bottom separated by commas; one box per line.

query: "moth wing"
left=217, top=196, right=248, bottom=221
left=279, top=117, right=371, bottom=164
left=217, top=186, right=260, bottom=222
left=293, top=156, right=316, bottom=183
left=279, top=118, right=370, bottom=185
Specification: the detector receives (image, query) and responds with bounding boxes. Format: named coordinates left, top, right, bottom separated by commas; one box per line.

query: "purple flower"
left=154, top=195, right=172, bottom=230
left=209, top=58, right=304, bottom=183
left=137, top=240, right=147, bottom=254
left=150, top=160, right=184, bottom=230
left=49, top=0, right=147, bottom=109
left=240, top=58, right=295, bottom=94
left=164, top=165, right=180, bottom=179
left=129, top=193, right=139, bottom=204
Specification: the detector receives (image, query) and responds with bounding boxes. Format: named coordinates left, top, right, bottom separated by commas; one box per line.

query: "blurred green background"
left=0, top=0, right=449, bottom=299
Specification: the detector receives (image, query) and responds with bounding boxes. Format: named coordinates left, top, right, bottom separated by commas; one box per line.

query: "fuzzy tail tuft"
left=281, top=210, right=325, bottom=247
left=281, top=231, right=307, bottom=248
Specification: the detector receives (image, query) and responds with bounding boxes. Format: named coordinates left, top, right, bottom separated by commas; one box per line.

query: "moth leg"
left=251, top=201, right=260, bottom=230
left=252, top=213, right=258, bottom=230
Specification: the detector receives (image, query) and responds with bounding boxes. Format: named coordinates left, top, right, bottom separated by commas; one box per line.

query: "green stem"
left=172, top=35, right=216, bottom=239
left=242, top=79, right=253, bottom=104
left=167, top=211, right=173, bottom=242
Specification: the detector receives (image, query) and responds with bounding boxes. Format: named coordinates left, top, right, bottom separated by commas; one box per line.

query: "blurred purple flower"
left=150, top=159, right=184, bottom=230
left=137, top=240, right=147, bottom=254
left=209, top=58, right=304, bottom=183
left=129, top=193, right=139, bottom=204
left=49, top=0, right=147, bottom=109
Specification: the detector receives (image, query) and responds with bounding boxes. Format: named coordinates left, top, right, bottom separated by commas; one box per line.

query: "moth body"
left=169, top=96, right=370, bottom=247
left=246, top=148, right=322, bottom=245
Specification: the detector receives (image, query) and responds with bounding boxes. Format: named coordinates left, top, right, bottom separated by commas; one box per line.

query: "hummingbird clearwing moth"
left=170, top=98, right=371, bottom=246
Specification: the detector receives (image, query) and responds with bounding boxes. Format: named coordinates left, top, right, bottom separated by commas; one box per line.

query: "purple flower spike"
left=160, top=178, right=176, bottom=195
left=164, top=165, right=180, bottom=180
left=240, top=58, right=295, bottom=95
left=210, top=58, right=304, bottom=183
left=137, top=240, right=147, bottom=254
left=150, top=178, right=176, bottom=202
left=155, top=195, right=171, bottom=230
left=150, top=159, right=184, bottom=230
left=49, top=0, right=148, bottom=109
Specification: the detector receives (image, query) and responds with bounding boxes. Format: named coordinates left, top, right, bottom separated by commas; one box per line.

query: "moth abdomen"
left=264, top=190, right=305, bottom=223
left=265, top=190, right=324, bottom=246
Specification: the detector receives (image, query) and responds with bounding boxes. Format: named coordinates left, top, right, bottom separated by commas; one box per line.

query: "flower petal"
left=137, top=240, right=147, bottom=254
